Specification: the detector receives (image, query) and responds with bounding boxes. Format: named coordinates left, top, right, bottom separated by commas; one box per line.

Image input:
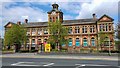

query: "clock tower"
left=47, top=3, right=63, bottom=23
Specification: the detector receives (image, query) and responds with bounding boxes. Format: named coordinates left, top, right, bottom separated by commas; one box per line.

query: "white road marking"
left=43, top=63, right=54, bottom=66
left=11, top=62, right=54, bottom=67
left=75, top=64, right=111, bottom=67
left=11, top=62, right=24, bottom=65
left=75, top=64, right=86, bottom=68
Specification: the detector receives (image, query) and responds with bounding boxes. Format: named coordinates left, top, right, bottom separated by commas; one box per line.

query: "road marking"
left=75, top=64, right=111, bottom=67
left=11, top=62, right=54, bottom=67
left=43, top=63, right=54, bottom=66
left=11, top=62, right=24, bottom=65
left=75, top=64, right=86, bottom=68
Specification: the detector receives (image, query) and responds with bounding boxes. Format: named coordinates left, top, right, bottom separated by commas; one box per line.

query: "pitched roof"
left=62, top=18, right=97, bottom=25
left=98, top=14, right=114, bottom=21
left=4, top=22, right=15, bottom=28
left=23, top=18, right=97, bottom=27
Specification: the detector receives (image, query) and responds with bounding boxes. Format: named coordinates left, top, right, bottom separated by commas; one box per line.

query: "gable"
left=4, top=22, right=15, bottom=28
left=7, top=23, right=12, bottom=28
left=98, top=14, right=114, bottom=22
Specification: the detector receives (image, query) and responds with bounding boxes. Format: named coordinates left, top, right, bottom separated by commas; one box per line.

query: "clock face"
left=51, top=11, right=56, bottom=15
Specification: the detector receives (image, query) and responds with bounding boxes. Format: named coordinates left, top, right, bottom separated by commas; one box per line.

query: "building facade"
left=4, top=4, right=115, bottom=52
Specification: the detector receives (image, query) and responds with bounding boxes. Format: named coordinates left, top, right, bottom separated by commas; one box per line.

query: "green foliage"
left=116, top=22, right=120, bottom=40
left=4, top=24, right=27, bottom=47
left=98, top=31, right=109, bottom=45
left=115, top=40, right=120, bottom=51
left=48, top=20, right=69, bottom=48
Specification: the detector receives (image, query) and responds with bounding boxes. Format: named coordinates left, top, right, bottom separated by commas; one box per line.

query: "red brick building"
left=4, top=3, right=115, bottom=52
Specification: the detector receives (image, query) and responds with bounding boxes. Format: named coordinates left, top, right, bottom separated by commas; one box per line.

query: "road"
left=2, top=57, right=119, bottom=68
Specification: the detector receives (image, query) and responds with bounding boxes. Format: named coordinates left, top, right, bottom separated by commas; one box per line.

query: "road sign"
left=45, top=44, right=51, bottom=52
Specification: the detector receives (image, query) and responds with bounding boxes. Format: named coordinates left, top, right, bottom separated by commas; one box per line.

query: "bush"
left=99, top=50, right=120, bottom=53
left=2, top=49, right=14, bottom=51
left=19, top=50, right=29, bottom=53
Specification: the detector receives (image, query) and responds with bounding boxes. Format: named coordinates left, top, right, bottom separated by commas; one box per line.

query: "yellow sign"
left=45, top=44, right=51, bottom=52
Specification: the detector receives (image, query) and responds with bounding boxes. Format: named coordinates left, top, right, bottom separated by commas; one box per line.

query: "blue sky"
left=0, top=0, right=119, bottom=38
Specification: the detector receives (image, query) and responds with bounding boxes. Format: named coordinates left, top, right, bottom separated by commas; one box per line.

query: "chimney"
left=92, top=13, right=96, bottom=20
left=17, top=21, right=21, bottom=25
left=25, top=19, right=28, bottom=23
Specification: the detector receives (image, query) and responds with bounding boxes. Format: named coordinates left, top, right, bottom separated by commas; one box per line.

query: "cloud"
left=64, top=15, right=75, bottom=20
left=76, top=0, right=119, bottom=19
left=2, top=3, right=47, bottom=24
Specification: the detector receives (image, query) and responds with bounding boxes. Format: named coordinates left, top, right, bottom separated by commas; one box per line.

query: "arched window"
left=38, top=39, right=41, bottom=45
left=83, top=38, right=87, bottom=46
left=91, top=37, right=95, bottom=46
left=32, top=39, right=35, bottom=47
left=76, top=38, right=80, bottom=46
left=68, top=38, right=72, bottom=46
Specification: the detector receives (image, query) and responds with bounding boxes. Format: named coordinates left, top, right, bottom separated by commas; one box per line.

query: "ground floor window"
left=76, top=38, right=80, bottom=46
left=83, top=38, right=88, bottom=46
left=68, top=38, right=72, bottom=46
left=104, top=37, right=111, bottom=46
left=91, top=37, right=95, bottom=46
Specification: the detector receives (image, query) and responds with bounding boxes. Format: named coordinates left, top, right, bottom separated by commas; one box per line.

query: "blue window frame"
left=83, top=38, right=87, bottom=46
left=68, top=38, right=72, bottom=46
left=76, top=38, right=80, bottom=46
left=91, top=38, right=95, bottom=46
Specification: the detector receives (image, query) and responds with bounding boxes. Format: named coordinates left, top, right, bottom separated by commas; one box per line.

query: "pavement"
left=1, top=52, right=119, bottom=61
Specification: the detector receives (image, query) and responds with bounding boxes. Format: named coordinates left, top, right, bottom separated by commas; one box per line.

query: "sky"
left=0, top=0, right=119, bottom=38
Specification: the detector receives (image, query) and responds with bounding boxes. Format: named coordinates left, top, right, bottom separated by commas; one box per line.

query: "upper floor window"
left=82, top=26, right=87, bottom=33
left=26, top=28, right=30, bottom=35
left=90, top=25, right=95, bottom=33
left=105, top=23, right=108, bottom=31
left=109, top=23, right=112, bottom=31
left=99, top=24, right=104, bottom=31
left=44, top=28, right=48, bottom=34
left=75, top=26, right=80, bottom=34
left=32, top=28, right=36, bottom=35
left=68, top=27, right=72, bottom=34
left=38, top=28, right=42, bottom=35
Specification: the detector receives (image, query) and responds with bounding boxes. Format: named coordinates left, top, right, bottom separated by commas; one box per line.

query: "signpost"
left=45, top=44, right=51, bottom=52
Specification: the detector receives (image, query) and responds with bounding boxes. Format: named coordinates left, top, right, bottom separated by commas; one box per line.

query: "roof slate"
left=23, top=18, right=97, bottom=27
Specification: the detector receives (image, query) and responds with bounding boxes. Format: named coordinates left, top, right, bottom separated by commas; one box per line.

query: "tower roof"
left=52, top=3, right=59, bottom=7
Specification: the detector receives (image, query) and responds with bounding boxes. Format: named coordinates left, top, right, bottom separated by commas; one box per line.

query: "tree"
left=4, top=24, right=27, bottom=52
left=115, top=22, right=120, bottom=52
left=48, top=20, right=68, bottom=51
left=98, top=31, right=109, bottom=51
left=116, top=22, right=120, bottom=40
